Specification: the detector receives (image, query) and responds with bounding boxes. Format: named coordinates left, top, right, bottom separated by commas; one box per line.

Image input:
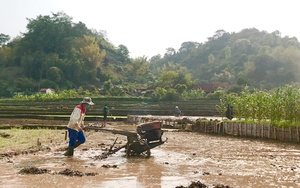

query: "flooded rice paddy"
left=1, top=123, right=300, bottom=188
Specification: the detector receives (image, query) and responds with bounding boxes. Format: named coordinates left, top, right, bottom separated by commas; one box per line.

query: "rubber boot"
left=64, top=147, right=74, bottom=156
left=64, top=141, right=81, bottom=151
left=74, top=141, right=82, bottom=148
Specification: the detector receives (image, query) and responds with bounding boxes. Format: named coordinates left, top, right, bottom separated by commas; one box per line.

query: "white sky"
left=1, top=0, right=299, bottom=58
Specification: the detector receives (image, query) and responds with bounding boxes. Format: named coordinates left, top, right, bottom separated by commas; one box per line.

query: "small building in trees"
left=39, top=88, right=55, bottom=94
left=195, top=83, right=229, bottom=93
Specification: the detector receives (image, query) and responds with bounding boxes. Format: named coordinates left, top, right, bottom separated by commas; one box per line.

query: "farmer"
left=64, top=97, right=94, bottom=156
left=174, top=106, right=181, bottom=117
left=102, top=104, right=109, bottom=127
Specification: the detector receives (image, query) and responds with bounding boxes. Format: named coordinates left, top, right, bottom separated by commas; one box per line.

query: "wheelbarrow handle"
left=109, top=137, right=118, bottom=152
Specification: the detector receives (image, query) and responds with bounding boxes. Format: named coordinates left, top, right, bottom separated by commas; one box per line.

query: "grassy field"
left=0, top=128, right=66, bottom=154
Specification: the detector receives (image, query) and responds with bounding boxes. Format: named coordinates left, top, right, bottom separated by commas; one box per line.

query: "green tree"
left=73, top=35, right=106, bottom=70
left=103, top=79, right=113, bottom=94
left=179, top=41, right=200, bottom=52
left=20, top=12, right=74, bottom=55
left=47, top=67, right=63, bottom=83
left=156, top=71, right=177, bottom=88
left=164, top=47, right=176, bottom=56
left=0, top=79, right=13, bottom=97
left=0, top=46, right=13, bottom=67
left=174, top=84, right=187, bottom=94
left=157, top=71, right=193, bottom=89
left=126, top=56, right=150, bottom=83
left=39, top=79, right=58, bottom=90
left=208, top=54, right=215, bottom=64
left=163, top=88, right=180, bottom=101
left=15, top=77, right=37, bottom=93
left=0, top=33, right=10, bottom=46
left=117, top=44, right=129, bottom=57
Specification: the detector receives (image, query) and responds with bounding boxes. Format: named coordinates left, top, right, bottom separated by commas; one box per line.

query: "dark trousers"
left=104, top=113, right=108, bottom=120
left=68, top=128, right=86, bottom=147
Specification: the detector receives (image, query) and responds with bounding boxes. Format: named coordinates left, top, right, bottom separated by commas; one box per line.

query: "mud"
left=19, top=166, right=50, bottom=174
left=57, top=168, right=98, bottom=177
left=0, top=121, right=300, bottom=188
left=175, top=181, right=231, bottom=188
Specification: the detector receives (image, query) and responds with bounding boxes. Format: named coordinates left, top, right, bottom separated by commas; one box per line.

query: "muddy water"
left=1, top=127, right=300, bottom=188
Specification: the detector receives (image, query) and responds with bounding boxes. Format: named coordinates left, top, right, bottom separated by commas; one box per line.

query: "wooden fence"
left=127, top=115, right=300, bottom=143
left=193, top=121, right=300, bottom=143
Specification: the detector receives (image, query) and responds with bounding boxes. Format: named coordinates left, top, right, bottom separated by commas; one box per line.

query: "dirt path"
left=0, top=121, right=300, bottom=188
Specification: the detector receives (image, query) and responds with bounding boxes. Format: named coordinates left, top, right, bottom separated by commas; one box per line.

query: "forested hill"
left=0, top=12, right=145, bottom=96
left=150, top=29, right=300, bottom=90
left=0, top=11, right=300, bottom=98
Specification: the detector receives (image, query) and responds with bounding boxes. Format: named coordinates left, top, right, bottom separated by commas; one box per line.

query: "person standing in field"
left=64, top=97, right=94, bottom=156
left=103, top=104, right=109, bottom=127
left=174, top=106, right=181, bottom=117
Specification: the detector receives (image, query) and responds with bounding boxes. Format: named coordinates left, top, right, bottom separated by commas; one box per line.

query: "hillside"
left=1, top=12, right=300, bottom=98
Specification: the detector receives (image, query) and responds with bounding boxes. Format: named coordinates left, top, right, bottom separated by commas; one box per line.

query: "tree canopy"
left=1, top=12, right=300, bottom=98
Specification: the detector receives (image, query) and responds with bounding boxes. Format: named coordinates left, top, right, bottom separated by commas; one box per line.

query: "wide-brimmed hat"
left=80, top=97, right=94, bottom=105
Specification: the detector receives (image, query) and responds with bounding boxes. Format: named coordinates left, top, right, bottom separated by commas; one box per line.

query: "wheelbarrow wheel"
left=140, top=143, right=151, bottom=158
left=126, top=143, right=151, bottom=158
left=126, top=144, right=133, bottom=157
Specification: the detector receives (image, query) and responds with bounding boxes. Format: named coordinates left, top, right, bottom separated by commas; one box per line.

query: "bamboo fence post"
left=250, top=124, right=252, bottom=137
left=234, top=122, right=236, bottom=135
left=289, top=127, right=292, bottom=142
left=214, top=122, right=216, bottom=133
left=242, top=123, right=244, bottom=136
left=282, top=127, right=285, bottom=141
left=274, top=127, right=277, bottom=140
left=268, top=125, right=270, bottom=139
left=297, top=126, right=300, bottom=142
left=261, top=124, right=264, bottom=139
left=200, top=121, right=203, bottom=132
left=241, top=123, right=243, bottom=136
left=213, top=122, right=215, bottom=133
left=240, top=123, right=242, bottom=136
left=233, top=123, right=235, bottom=135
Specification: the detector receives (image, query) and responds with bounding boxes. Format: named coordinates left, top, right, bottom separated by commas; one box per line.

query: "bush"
left=182, top=89, right=205, bottom=100
left=162, top=88, right=180, bottom=101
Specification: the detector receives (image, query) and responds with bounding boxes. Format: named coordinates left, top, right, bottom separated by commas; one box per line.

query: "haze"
left=1, top=0, right=299, bottom=58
